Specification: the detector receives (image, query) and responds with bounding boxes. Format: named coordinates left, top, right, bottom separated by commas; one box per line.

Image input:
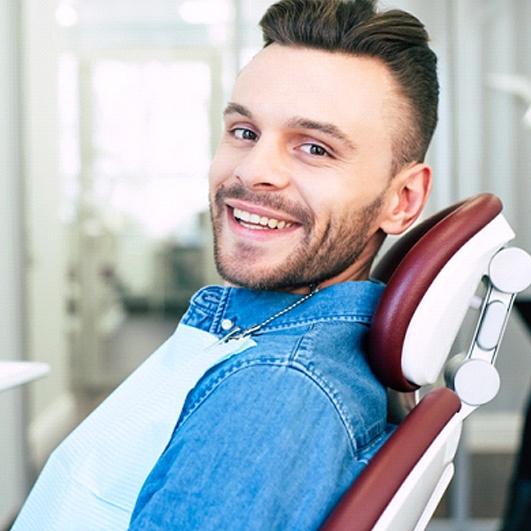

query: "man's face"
left=209, top=44, right=402, bottom=292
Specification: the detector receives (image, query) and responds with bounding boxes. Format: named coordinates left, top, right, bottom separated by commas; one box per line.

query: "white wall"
left=20, top=0, right=75, bottom=470
left=0, top=0, right=31, bottom=524
left=395, top=0, right=531, bottom=266
left=0, top=1, right=72, bottom=521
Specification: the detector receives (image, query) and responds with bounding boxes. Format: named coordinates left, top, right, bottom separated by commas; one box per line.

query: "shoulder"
left=178, top=319, right=387, bottom=455
left=131, top=360, right=371, bottom=530
left=178, top=354, right=345, bottom=441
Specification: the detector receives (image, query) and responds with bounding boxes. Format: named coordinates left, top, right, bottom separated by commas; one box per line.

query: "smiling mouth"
left=232, top=207, right=295, bottom=230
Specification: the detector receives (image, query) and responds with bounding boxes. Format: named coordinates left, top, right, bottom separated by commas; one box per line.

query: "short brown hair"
left=259, top=0, right=439, bottom=172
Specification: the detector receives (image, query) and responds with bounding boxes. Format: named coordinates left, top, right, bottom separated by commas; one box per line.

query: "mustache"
left=213, top=183, right=314, bottom=226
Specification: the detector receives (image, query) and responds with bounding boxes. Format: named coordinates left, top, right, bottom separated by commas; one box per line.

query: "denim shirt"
left=130, top=281, right=389, bottom=530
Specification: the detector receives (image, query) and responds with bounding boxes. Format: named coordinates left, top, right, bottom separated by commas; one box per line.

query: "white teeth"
left=233, top=207, right=292, bottom=230
left=239, top=210, right=251, bottom=222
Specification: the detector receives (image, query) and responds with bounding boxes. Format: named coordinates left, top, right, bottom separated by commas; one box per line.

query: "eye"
left=232, top=128, right=258, bottom=142
left=300, top=143, right=331, bottom=157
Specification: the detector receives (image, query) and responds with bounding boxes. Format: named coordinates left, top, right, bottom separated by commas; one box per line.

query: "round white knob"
left=489, top=247, right=531, bottom=293
left=454, top=359, right=500, bottom=406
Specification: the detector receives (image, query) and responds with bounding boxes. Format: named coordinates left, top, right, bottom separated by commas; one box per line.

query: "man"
left=14, top=0, right=438, bottom=529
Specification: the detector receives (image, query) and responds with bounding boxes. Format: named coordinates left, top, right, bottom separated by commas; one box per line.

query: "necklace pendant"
left=206, top=326, right=242, bottom=351
left=205, top=327, right=257, bottom=358
left=206, top=284, right=320, bottom=352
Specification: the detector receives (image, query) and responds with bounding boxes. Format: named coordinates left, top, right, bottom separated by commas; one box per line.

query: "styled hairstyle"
left=259, top=0, right=439, bottom=172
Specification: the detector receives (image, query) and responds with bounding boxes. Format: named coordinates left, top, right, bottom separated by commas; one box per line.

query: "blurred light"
left=179, top=0, right=233, bottom=25
left=56, top=4, right=79, bottom=27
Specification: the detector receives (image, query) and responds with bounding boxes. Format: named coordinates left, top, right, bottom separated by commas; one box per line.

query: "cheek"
left=306, top=186, right=382, bottom=234
left=208, top=157, right=225, bottom=188
left=300, top=183, right=356, bottom=222
left=209, top=145, right=236, bottom=185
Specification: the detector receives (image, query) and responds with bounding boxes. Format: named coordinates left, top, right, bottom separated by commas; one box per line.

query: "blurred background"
left=1, top=0, right=531, bottom=529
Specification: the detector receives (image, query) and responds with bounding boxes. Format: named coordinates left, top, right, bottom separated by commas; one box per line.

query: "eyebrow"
left=223, top=102, right=252, bottom=118
left=287, top=117, right=357, bottom=151
left=223, top=102, right=356, bottom=152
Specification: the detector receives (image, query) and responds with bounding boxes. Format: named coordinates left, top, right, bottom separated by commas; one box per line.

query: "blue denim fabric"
left=129, top=281, right=390, bottom=530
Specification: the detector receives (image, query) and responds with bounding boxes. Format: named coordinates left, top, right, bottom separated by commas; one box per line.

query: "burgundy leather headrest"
left=369, top=193, right=503, bottom=391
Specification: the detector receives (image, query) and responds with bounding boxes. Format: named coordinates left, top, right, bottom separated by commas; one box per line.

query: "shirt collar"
left=188, top=281, right=384, bottom=337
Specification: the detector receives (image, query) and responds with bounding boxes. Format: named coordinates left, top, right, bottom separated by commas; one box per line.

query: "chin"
left=216, top=262, right=316, bottom=292
left=215, top=248, right=285, bottom=290
left=217, top=267, right=277, bottom=291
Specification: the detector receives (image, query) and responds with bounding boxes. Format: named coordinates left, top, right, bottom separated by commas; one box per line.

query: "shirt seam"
left=177, top=356, right=382, bottom=459
left=290, top=327, right=385, bottom=451
left=209, top=286, right=232, bottom=334
left=252, top=315, right=373, bottom=334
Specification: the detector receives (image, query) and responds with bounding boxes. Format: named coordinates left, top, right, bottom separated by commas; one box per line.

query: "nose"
left=235, top=137, right=291, bottom=191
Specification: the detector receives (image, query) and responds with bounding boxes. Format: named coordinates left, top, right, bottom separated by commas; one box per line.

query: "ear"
left=379, top=162, right=432, bottom=235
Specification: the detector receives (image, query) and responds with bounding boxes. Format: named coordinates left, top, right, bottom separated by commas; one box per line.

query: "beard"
left=210, top=182, right=385, bottom=291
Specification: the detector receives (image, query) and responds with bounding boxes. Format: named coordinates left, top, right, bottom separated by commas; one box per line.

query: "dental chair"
left=322, top=193, right=531, bottom=531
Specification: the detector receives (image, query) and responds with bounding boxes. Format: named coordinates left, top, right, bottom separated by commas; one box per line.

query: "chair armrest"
left=321, top=388, right=461, bottom=531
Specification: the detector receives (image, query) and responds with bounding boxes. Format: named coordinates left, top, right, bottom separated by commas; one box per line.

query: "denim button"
left=221, top=319, right=234, bottom=331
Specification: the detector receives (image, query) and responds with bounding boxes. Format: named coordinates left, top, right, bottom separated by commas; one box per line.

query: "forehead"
left=231, top=44, right=399, bottom=137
